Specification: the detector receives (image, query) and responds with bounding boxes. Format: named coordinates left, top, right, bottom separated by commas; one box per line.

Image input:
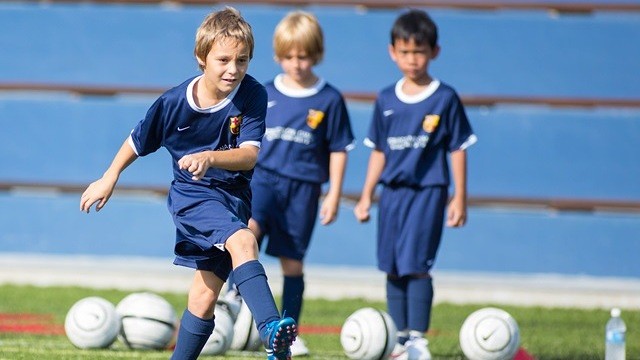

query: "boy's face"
left=389, top=38, right=439, bottom=83
left=277, top=47, right=316, bottom=87
left=198, top=38, right=250, bottom=98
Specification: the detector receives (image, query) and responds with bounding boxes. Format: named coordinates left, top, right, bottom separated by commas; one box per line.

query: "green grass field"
left=0, top=284, right=637, bottom=359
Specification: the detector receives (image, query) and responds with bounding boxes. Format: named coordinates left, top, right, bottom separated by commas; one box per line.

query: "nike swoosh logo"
left=267, top=101, right=277, bottom=108
left=482, top=327, right=498, bottom=341
left=177, top=126, right=190, bottom=131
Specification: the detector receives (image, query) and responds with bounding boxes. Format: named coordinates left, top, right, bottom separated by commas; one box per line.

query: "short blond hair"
left=194, top=7, right=254, bottom=71
left=273, top=11, right=324, bottom=65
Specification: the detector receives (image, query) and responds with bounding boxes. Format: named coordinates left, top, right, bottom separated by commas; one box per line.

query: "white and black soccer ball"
left=230, top=301, right=262, bottom=351
left=115, top=292, right=177, bottom=350
left=200, top=304, right=235, bottom=355
left=340, top=307, right=397, bottom=360
left=64, top=296, right=120, bottom=349
left=459, top=307, right=520, bottom=360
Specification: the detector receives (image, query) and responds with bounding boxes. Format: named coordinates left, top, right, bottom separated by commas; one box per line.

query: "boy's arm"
left=319, top=151, right=348, bottom=225
left=447, top=149, right=467, bottom=227
left=80, top=139, right=138, bottom=213
left=354, top=149, right=385, bottom=223
left=178, top=145, right=259, bottom=181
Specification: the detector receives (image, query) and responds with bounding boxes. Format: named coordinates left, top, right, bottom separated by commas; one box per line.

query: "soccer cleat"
left=404, top=337, right=432, bottom=360
left=265, top=317, right=298, bottom=360
left=289, top=336, right=309, bottom=357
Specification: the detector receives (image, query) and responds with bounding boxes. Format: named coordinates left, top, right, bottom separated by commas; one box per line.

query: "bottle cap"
left=611, top=308, right=621, bottom=317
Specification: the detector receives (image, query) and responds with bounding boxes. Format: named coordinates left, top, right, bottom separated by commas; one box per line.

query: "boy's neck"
left=281, top=73, right=319, bottom=90
left=193, top=77, right=233, bottom=108
left=401, top=74, right=433, bottom=96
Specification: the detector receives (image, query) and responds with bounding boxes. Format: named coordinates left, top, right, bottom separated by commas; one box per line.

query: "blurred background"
left=0, top=0, right=639, bottom=301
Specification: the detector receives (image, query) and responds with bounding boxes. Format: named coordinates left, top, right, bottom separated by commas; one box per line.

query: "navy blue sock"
left=282, top=275, right=305, bottom=323
left=386, top=276, right=408, bottom=332
left=407, top=276, right=433, bottom=332
left=170, top=309, right=215, bottom=360
left=233, top=260, right=280, bottom=341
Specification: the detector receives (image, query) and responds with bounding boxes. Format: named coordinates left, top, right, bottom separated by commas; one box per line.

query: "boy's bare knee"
left=225, top=228, right=259, bottom=266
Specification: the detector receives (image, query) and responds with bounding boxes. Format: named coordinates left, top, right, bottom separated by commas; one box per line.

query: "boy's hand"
left=319, top=194, right=339, bottom=225
left=353, top=198, right=371, bottom=223
left=178, top=152, right=212, bottom=181
left=80, top=178, right=116, bottom=213
left=446, top=196, right=467, bottom=227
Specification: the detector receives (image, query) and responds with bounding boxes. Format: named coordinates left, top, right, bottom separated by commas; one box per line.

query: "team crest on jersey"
left=306, top=109, right=325, bottom=129
left=422, top=114, right=440, bottom=133
left=229, top=115, right=242, bottom=135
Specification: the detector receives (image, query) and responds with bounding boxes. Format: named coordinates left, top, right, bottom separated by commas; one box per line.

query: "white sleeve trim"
left=127, top=134, right=140, bottom=156
left=344, top=140, right=356, bottom=152
left=458, top=134, right=478, bottom=151
left=239, top=140, right=261, bottom=149
left=363, top=137, right=376, bottom=149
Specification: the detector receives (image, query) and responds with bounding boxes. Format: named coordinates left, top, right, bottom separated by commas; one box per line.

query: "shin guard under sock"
left=233, top=260, right=280, bottom=339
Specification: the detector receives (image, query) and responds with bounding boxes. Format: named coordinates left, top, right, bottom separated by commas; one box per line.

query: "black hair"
left=390, top=9, right=438, bottom=49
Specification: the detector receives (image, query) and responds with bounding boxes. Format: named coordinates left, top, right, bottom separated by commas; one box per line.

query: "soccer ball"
left=340, top=307, right=397, bottom=360
left=115, top=292, right=177, bottom=350
left=200, top=304, right=235, bottom=355
left=64, top=296, right=120, bottom=349
left=230, top=301, right=262, bottom=351
left=459, top=307, right=520, bottom=360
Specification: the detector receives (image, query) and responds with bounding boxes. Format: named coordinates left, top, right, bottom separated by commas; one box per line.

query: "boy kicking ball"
left=80, top=7, right=297, bottom=360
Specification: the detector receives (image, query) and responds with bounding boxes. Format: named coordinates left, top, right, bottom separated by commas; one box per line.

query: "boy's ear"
left=431, top=45, right=441, bottom=59
left=388, top=44, right=398, bottom=62
left=196, top=56, right=206, bottom=68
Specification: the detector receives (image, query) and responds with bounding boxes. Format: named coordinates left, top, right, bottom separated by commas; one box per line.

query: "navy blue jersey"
left=365, top=79, right=477, bottom=188
left=129, top=74, right=266, bottom=189
left=256, top=74, right=355, bottom=184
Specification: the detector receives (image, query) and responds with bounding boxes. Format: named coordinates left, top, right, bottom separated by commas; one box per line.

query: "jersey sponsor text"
left=387, top=135, right=429, bottom=150
left=265, top=126, right=313, bottom=145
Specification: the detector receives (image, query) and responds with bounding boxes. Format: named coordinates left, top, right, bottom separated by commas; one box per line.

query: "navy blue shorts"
left=168, top=181, right=251, bottom=281
left=377, top=185, right=447, bottom=277
left=251, top=167, right=321, bottom=261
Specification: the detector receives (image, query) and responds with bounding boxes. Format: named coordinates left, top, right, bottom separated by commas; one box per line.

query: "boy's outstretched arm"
left=320, top=151, right=347, bottom=225
left=80, top=139, right=138, bottom=213
left=354, top=149, right=385, bottom=223
left=178, top=145, right=259, bottom=181
left=447, top=149, right=467, bottom=227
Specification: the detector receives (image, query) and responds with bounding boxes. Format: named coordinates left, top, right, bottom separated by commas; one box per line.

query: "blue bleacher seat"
left=0, top=3, right=639, bottom=98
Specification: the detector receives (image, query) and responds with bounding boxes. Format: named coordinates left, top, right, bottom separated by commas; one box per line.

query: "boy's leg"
left=282, top=274, right=304, bottom=319
left=280, top=257, right=305, bottom=323
left=234, top=260, right=298, bottom=359
left=386, top=274, right=408, bottom=333
left=226, top=218, right=265, bottom=296
left=281, top=259, right=308, bottom=357
left=226, top=229, right=297, bottom=359
left=406, top=274, right=433, bottom=333
left=387, top=274, right=411, bottom=359
left=171, top=270, right=223, bottom=360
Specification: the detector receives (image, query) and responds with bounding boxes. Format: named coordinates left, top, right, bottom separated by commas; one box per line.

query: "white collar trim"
left=273, top=74, right=326, bottom=98
left=395, top=78, right=440, bottom=104
left=186, top=75, right=239, bottom=113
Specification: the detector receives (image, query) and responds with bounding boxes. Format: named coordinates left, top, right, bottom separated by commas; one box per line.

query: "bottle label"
left=606, top=330, right=626, bottom=344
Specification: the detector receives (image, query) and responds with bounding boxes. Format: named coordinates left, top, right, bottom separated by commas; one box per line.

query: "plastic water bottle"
left=605, top=308, right=626, bottom=360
